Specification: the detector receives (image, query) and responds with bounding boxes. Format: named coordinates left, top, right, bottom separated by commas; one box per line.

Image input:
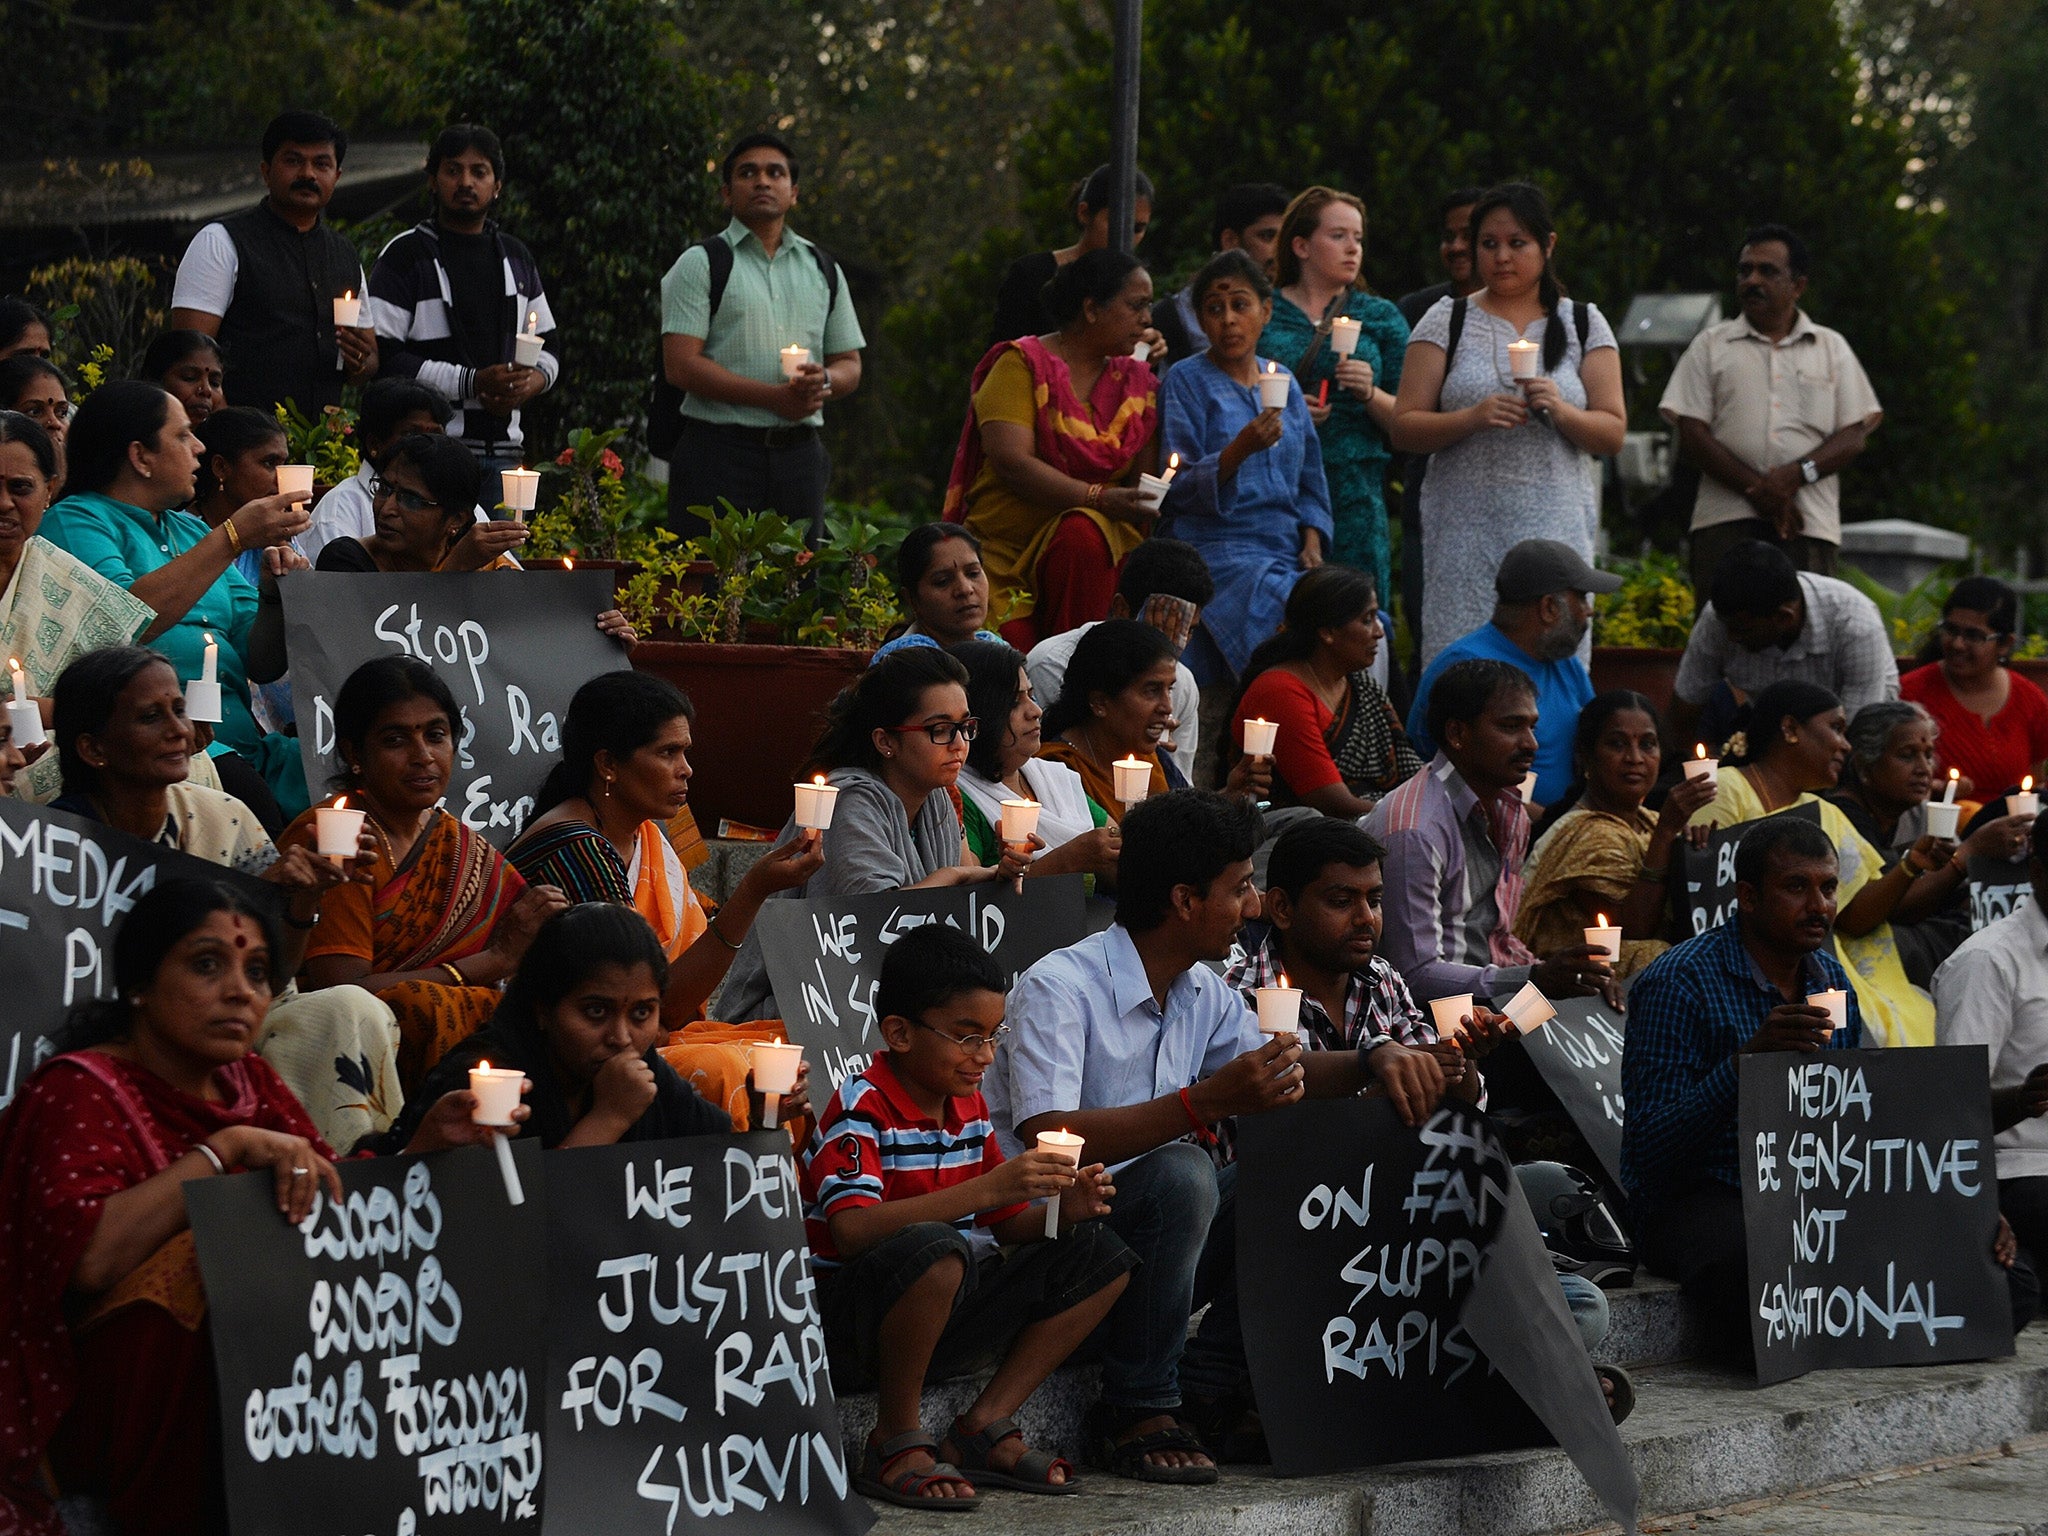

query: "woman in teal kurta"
left=37, top=381, right=315, bottom=816
left=1259, top=187, right=1410, bottom=608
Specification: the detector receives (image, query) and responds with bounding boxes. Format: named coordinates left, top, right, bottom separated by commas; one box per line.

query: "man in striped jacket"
left=368, top=124, right=559, bottom=505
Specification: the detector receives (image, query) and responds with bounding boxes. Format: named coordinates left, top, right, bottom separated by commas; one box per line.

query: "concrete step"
left=837, top=1275, right=1699, bottom=1470
left=1645, top=1433, right=2048, bottom=1534
left=859, top=1325, right=2048, bottom=1535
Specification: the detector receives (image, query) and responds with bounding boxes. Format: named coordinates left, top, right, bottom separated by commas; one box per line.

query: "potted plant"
left=629, top=503, right=907, bottom=831
left=1590, top=552, right=1695, bottom=710
left=520, top=427, right=715, bottom=603
left=274, top=398, right=361, bottom=498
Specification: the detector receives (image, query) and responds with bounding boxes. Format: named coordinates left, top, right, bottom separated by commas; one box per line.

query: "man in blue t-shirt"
left=1406, top=539, right=1621, bottom=810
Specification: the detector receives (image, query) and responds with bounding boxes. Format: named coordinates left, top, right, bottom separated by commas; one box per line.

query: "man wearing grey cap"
left=1405, top=539, right=1622, bottom=808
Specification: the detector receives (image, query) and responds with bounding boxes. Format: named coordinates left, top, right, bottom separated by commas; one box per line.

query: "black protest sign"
left=283, top=569, right=629, bottom=843
left=1966, top=856, right=2032, bottom=932
left=542, top=1133, right=873, bottom=1536
left=1739, top=1047, right=2012, bottom=1386
left=754, top=875, right=1086, bottom=1091
left=1681, top=802, right=1821, bottom=937
left=1503, top=996, right=1629, bottom=1194
left=1236, top=1097, right=1546, bottom=1472
left=0, top=796, right=278, bottom=1111
left=188, top=1141, right=549, bottom=1535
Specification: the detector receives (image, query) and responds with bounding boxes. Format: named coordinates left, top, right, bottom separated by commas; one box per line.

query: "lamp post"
left=1108, top=0, right=1143, bottom=257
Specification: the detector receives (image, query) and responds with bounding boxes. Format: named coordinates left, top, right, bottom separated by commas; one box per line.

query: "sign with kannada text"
left=1680, top=803, right=1822, bottom=938
left=189, top=1142, right=549, bottom=1536
left=1738, top=1047, right=2012, bottom=1385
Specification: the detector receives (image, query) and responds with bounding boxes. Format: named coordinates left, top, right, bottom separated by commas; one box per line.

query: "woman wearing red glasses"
left=711, top=644, right=1034, bottom=1022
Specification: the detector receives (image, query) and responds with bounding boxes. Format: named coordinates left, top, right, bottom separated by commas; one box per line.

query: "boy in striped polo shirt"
left=802, top=925, right=1134, bottom=1511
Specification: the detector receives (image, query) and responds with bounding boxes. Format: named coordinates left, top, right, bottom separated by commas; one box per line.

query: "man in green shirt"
left=659, top=132, right=865, bottom=543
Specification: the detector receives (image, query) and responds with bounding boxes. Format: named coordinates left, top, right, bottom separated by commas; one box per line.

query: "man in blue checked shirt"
left=1622, top=813, right=2039, bottom=1359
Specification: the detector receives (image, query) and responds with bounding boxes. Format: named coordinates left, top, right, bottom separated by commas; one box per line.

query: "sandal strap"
left=948, top=1415, right=1022, bottom=1460
left=872, top=1429, right=940, bottom=1467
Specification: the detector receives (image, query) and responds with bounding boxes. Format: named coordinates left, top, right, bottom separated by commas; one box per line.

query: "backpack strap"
left=700, top=236, right=736, bottom=322
left=1442, top=295, right=1468, bottom=371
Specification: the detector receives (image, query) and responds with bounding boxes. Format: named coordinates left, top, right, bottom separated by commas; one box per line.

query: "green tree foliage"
left=983, top=0, right=1974, bottom=532
left=440, top=0, right=721, bottom=441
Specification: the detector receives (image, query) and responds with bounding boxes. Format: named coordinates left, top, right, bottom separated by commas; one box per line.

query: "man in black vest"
left=170, top=110, right=377, bottom=417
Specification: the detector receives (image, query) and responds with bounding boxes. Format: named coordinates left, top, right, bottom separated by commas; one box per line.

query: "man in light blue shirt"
left=988, top=790, right=1368, bottom=1477
left=1406, top=539, right=1620, bottom=809
left=658, top=131, right=865, bottom=544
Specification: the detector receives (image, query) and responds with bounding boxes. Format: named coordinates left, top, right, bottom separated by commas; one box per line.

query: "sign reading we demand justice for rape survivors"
left=283, top=570, right=628, bottom=845
left=1738, top=1047, right=2012, bottom=1385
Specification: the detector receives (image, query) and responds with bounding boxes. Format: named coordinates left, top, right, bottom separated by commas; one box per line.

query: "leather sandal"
left=853, top=1430, right=982, bottom=1512
left=1084, top=1402, right=1219, bottom=1485
left=945, top=1414, right=1080, bottom=1495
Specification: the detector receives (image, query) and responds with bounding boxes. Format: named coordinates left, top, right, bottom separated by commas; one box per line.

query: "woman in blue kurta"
left=37, top=381, right=315, bottom=817
left=1158, top=250, right=1332, bottom=685
left=1258, top=187, right=1409, bottom=609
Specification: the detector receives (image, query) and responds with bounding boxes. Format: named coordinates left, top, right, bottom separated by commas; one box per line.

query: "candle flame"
left=477, top=1060, right=489, bottom=1071
left=2027, top=776, right=2037, bottom=793
left=1279, top=972, right=1290, bottom=989
left=202, top=631, right=214, bottom=645
left=1695, top=742, right=1708, bottom=759
left=812, top=773, right=825, bottom=786
left=334, top=796, right=347, bottom=811
left=1265, top=361, right=1278, bottom=375
left=1597, top=913, right=1609, bottom=926
left=343, top=288, right=354, bottom=302
left=526, top=310, right=539, bottom=333
left=562, top=557, right=574, bottom=570
left=1950, top=768, right=1960, bottom=781
left=8, top=657, right=18, bottom=670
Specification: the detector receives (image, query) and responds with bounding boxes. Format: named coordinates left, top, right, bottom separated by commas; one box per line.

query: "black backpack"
left=1442, top=293, right=1592, bottom=372
left=646, top=235, right=842, bottom=460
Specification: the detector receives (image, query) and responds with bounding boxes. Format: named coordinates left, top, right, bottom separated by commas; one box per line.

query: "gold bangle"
left=222, top=518, right=243, bottom=555
left=441, top=961, right=466, bottom=987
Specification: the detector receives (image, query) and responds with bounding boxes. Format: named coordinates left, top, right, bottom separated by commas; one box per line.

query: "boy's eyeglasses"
left=882, top=717, right=979, bottom=746
left=913, top=1021, right=1010, bottom=1056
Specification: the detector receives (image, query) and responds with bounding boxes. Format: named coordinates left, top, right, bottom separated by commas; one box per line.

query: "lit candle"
left=5, top=657, right=43, bottom=748
left=468, top=1061, right=527, bottom=1206
left=276, top=463, right=315, bottom=508
left=749, top=1040, right=805, bottom=1130
left=1035, top=1128, right=1085, bottom=1239
left=1329, top=315, right=1362, bottom=357
left=1428, top=992, right=1475, bottom=1043
left=1257, top=361, right=1290, bottom=411
left=1807, top=989, right=1848, bottom=1037
left=1112, top=755, right=1152, bottom=807
left=793, top=773, right=839, bottom=834
left=1242, top=717, right=1279, bottom=759
left=1507, top=338, right=1540, bottom=379
left=313, top=796, right=366, bottom=865
left=1500, top=980, right=1556, bottom=1033
left=999, top=797, right=1041, bottom=893
left=332, top=290, right=361, bottom=328
left=1683, top=742, right=1719, bottom=787
left=184, top=633, right=223, bottom=724
left=780, top=344, right=811, bottom=379
left=1254, top=974, right=1302, bottom=1036
left=1583, top=914, right=1622, bottom=965
left=513, top=311, right=545, bottom=368
left=2010, top=775, right=2039, bottom=820
left=1160, top=451, right=1180, bottom=485
left=499, top=466, right=540, bottom=519
left=1944, top=768, right=1960, bottom=804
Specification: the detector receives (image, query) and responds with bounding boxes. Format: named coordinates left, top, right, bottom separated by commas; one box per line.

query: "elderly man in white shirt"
left=1934, top=815, right=2048, bottom=1271
left=1660, top=223, right=1881, bottom=590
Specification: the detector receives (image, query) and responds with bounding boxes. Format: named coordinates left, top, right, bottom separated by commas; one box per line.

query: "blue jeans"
left=1098, top=1142, right=1237, bottom=1410
left=1558, top=1271, right=1610, bottom=1354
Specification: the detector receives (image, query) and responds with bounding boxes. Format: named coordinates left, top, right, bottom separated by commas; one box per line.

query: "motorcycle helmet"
left=1514, top=1160, right=1635, bottom=1287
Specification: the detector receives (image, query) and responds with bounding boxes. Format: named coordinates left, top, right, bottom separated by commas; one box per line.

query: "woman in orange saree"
left=943, top=248, right=1162, bottom=651
left=287, top=657, right=565, bottom=1092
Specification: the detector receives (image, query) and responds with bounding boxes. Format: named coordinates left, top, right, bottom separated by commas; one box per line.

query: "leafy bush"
left=1593, top=553, right=1696, bottom=649
left=273, top=400, right=361, bottom=484
left=645, top=505, right=904, bottom=649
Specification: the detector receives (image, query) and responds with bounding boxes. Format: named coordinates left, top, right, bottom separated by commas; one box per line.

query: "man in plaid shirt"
left=1224, top=817, right=1506, bottom=1124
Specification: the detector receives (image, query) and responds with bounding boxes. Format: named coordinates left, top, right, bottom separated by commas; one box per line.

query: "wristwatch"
left=1799, top=458, right=1820, bottom=485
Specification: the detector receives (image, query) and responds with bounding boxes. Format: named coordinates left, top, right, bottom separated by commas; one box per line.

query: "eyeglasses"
left=1939, top=620, right=2006, bottom=646
left=913, top=1021, right=1010, bottom=1056
left=370, top=476, right=443, bottom=513
left=882, top=717, right=980, bottom=746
